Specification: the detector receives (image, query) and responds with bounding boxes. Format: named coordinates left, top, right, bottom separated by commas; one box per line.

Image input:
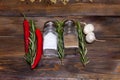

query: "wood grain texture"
left=0, top=16, right=120, bottom=79
left=0, top=37, right=120, bottom=79
left=0, top=1, right=120, bottom=79
left=0, top=0, right=120, bottom=16
left=0, top=16, right=119, bottom=37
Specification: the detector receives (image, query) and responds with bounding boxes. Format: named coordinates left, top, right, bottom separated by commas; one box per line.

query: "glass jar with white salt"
left=43, top=21, right=58, bottom=58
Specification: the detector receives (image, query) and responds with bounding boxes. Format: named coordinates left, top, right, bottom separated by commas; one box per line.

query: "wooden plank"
left=1, top=60, right=119, bottom=78
left=0, top=37, right=24, bottom=56
left=0, top=17, right=120, bottom=38
left=0, top=1, right=120, bottom=16
left=0, top=37, right=120, bottom=59
left=0, top=57, right=120, bottom=79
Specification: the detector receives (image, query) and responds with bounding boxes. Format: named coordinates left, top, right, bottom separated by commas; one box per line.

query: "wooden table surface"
left=0, top=0, right=120, bottom=80
left=0, top=16, right=120, bottom=80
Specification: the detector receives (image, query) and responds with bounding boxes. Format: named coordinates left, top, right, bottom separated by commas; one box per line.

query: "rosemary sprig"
left=76, top=21, right=89, bottom=66
left=56, top=20, right=64, bottom=64
left=25, top=20, right=36, bottom=64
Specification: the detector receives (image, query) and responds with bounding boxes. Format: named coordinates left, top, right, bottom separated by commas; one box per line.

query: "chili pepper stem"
left=21, top=13, right=27, bottom=19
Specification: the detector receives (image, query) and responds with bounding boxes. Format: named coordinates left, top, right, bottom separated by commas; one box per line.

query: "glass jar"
left=43, top=21, right=58, bottom=58
left=63, top=20, right=79, bottom=55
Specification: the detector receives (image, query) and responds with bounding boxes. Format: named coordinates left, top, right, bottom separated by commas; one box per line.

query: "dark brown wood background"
left=0, top=0, right=120, bottom=80
left=0, top=0, right=120, bottom=16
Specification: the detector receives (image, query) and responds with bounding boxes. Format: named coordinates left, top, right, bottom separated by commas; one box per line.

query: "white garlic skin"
left=85, top=32, right=96, bottom=43
left=84, top=24, right=94, bottom=34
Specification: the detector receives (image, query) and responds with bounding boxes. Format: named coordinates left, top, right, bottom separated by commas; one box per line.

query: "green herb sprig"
left=56, top=20, right=64, bottom=64
left=25, top=20, right=36, bottom=64
left=76, top=21, right=89, bottom=66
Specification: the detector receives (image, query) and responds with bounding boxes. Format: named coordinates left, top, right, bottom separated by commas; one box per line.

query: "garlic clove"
left=83, top=24, right=94, bottom=34
left=85, top=32, right=96, bottom=43
left=87, top=31, right=95, bottom=36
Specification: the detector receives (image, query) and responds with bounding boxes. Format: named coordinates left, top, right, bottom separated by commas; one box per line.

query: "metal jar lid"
left=44, top=21, right=56, bottom=31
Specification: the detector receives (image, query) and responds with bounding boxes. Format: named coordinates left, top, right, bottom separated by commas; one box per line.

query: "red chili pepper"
left=31, top=29, right=43, bottom=69
left=23, top=18, right=30, bottom=53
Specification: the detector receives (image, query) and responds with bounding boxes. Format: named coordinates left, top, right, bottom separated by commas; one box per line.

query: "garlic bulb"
left=85, top=32, right=96, bottom=43
left=83, top=24, right=94, bottom=34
